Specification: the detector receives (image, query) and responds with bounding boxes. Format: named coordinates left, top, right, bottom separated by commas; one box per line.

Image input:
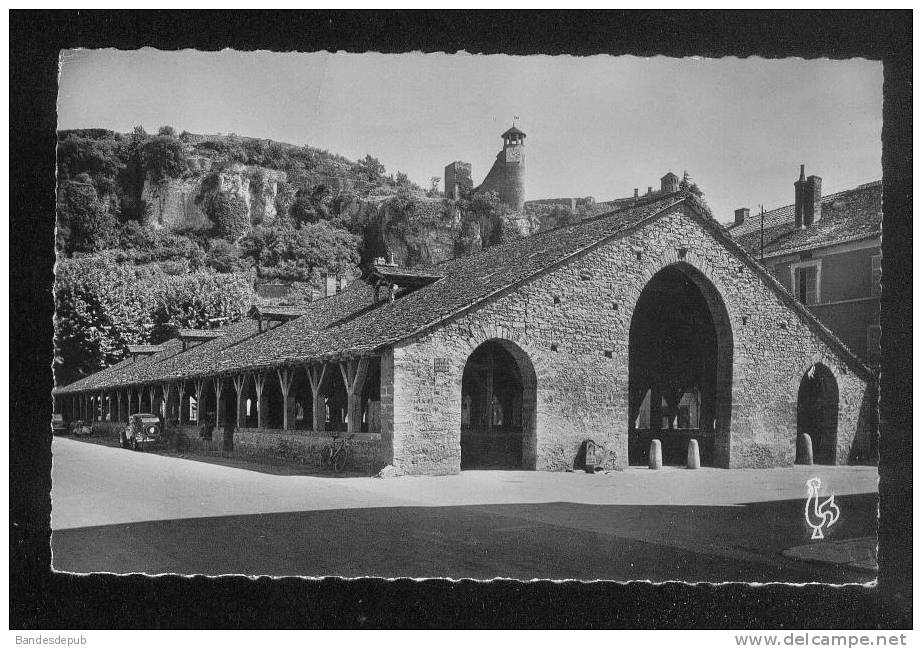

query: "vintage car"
left=71, top=419, right=93, bottom=437
left=121, top=413, right=163, bottom=450
left=52, top=413, right=69, bottom=435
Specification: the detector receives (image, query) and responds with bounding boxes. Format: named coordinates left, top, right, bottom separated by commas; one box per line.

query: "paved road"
left=51, top=437, right=878, bottom=582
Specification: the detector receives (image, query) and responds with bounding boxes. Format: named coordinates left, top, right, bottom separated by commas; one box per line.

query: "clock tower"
left=498, top=124, right=526, bottom=211
left=463, top=122, right=528, bottom=212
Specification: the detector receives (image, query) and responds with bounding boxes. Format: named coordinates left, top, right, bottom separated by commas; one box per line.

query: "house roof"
left=56, top=190, right=874, bottom=394
left=727, top=181, right=881, bottom=258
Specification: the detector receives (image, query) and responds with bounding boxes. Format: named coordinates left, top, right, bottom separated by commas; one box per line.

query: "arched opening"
left=797, top=363, right=839, bottom=464
left=628, top=264, right=733, bottom=467
left=460, top=339, right=537, bottom=470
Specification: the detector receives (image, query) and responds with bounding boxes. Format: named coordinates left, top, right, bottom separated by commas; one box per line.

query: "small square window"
left=791, top=261, right=821, bottom=306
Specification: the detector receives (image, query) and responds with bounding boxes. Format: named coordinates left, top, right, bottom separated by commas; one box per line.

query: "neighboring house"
left=727, top=167, right=881, bottom=367
left=55, top=191, right=876, bottom=475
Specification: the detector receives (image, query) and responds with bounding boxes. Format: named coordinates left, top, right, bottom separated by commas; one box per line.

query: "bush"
left=208, top=192, right=250, bottom=239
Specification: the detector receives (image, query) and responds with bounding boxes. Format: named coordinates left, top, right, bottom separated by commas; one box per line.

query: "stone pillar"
left=253, top=372, right=267, bottom=429
left=649, top=439, right=662, bottom=470
left=276, top=367, right=294, bottom=431
left=687, top=439, right=700, bottom=469
left=339, top=357, right=370, bottom=433
left=307, top=364, right=331, bottom=432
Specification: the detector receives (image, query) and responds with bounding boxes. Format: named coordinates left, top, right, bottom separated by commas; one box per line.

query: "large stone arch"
left=459, top=336, right=539, bottom=470
left=796, top=362, right=840, bottom=465
left=624, top=256, right=735, bottom=467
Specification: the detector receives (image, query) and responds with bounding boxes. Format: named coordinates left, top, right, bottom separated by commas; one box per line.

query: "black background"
left=10, top=10, right=912, bottom=629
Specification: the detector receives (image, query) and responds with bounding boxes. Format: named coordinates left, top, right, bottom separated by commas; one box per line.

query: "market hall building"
left=54, top=191, right=877, bottom=475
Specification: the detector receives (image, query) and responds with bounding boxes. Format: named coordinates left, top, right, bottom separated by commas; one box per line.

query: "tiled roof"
left=727, top=181, right=881, bottom=257
left=56, top=190, right=873, bottom=394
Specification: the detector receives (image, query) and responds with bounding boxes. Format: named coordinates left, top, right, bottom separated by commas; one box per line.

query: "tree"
left=428, top=176, right=441, bottom=197
left=357, top=154, right=385, bottom=183
left=157, top=125, right=177, bottom=138
left=239, top=222, right=360, bottom=281
left=679, top=170, right=704, bottom=197
left=147, top=270, right=255, bottom=343
left=466, top=190, right=509, bottom=247
left=207, top=191, right=250, bottom=239
left=57, top=180, right=119, bottom=254
left=141, top=134, right=187, bottom=182
left=288, top=185, right=331, bottom=225
left=54, top=257, right=154, bottom=383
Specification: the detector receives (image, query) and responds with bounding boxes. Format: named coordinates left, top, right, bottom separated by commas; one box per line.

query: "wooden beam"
left=213, top=377, right=224, bottom=427
left=276, top=367, right=294, bottom=431
left=253, top=371, right=267, bottom=429
left=232, top=374, right=247, bottom=428
left=340, top=357, right=370, bottom=433
left=307, top=363, right=330, bottom=432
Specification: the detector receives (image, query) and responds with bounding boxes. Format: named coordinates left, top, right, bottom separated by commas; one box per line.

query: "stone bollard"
left=796, top=433, right=814, bottom=465
left=686, top=439, right=700, bottom=469
left=649, top=439, right=663, bottom=470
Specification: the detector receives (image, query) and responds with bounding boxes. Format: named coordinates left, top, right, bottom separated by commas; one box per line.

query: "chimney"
left=634, top=188, right=639, bottom=199
left=794, top=164, right=807, bottom=229
left=324, top=273, right=337, bottom=298
left=804, top=175, right=822, bottom=226
left=734, top=208, right=749, bottom=226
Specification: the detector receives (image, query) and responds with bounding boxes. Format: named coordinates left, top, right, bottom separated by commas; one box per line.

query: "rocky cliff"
left=142, top=158, right=287, bottom=230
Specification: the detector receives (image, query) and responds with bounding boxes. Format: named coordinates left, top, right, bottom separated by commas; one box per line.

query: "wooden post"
left=177, top=382, right=187, bottom=424
left=253, top=371, right=267, bottom=429
left=213, top=377, right=224, bottom=428
left=116, top=391, right=123, bottom=422
left=160, top=383, right=172, bottom=420
left=307, top=364, right=330, bottom=432
left=194, top=379, right=205, bottom=424
left=276, top=367, right=294, bottom=431
left=136, top=388, right=142, bottom=415
left=339, top=357, right=370, bottom=433
left=232, top=374, right=247, bottom=428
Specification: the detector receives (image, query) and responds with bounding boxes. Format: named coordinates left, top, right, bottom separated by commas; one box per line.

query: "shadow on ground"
left=52, top=494, right=877, bottom=583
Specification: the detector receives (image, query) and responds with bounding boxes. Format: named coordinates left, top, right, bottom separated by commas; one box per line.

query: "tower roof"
left=502, top=125, right=526, bottom=138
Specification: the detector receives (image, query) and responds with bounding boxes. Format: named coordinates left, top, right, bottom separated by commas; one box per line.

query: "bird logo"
left=805, top=477, right=840, bottom=540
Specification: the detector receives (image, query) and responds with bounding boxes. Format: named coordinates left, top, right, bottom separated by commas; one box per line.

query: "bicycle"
left=320, top=432, right=356, bottom=473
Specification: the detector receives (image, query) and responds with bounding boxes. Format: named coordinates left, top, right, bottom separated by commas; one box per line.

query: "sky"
left=57, top=49, right=883, bottom=222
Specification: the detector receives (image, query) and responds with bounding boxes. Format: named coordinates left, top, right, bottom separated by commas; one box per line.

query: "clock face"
left=506, top=147, right=523, bottom=163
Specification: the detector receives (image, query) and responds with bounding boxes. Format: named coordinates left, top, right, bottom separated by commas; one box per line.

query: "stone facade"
left=386, top=203, right=874, bottom=475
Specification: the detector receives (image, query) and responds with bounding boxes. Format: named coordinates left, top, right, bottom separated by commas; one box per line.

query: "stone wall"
left=231, top=428, right=386, bottom=473
left=389, top=202, right=874, bottom=475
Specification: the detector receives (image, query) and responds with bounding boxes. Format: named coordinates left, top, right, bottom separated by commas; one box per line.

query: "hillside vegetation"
left=54, top=126, right=522, bottom=384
